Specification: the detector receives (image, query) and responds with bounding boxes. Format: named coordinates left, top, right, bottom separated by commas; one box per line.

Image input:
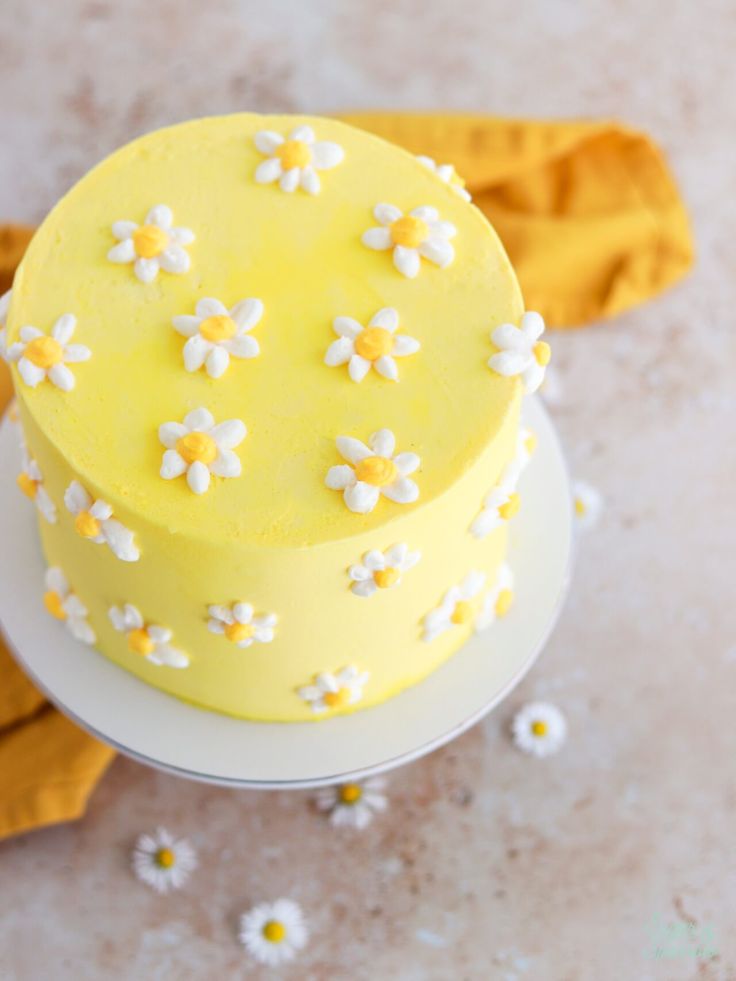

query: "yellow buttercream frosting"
left=7, top=113, right=524, bottom=721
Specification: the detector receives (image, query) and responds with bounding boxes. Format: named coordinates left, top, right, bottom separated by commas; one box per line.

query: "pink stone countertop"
left=0, top=1, right=735, bottom=978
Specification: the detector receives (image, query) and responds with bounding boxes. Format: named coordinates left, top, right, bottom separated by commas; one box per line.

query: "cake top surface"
left=8, top=113, right=522, bottom=546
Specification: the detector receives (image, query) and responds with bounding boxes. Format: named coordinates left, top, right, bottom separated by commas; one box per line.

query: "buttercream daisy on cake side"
left=17, top=449, right=57, bottom=524
left=422, top=571, right=486, bottom=642
left=475, top=564, right=514, bottom=632
left=239, top=898, right=308, bottom=967
left=64, top=481, right=139, bottom=562
left=107, top=204, right=194, bottom=283
left=159, top=408, right=246, bottom=496
left=173, top=296, right=264, bottom=379
left=348, top=543, right=421, bottom=597
left=207, top=603, right=277, bottom=648
left=109, top=604, right=188, bottom=668
left=7, top=314, right=90, bottom=391
left=325, top=307, right=420, bottom=383
left=43, top=567, right=95, bottom=644
left=487, top=311, right=551, bottom=394
left=298, top=665, right=369, bottom=714
left=326, top=428, right=420, bottom=514
left=361, top=203, right=456, bottom=278
left=132, top=828, right=197, bottom=894
left=254, top=124, right=344, bottom=194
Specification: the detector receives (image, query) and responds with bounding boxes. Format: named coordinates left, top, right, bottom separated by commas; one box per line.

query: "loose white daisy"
left=512, top=702, right=567, bottom=758
left=254, top=124, right=344, bottom=195
left=326, top=428, right=420, bottom=514
left=361, top=203, right=456, bottom=278
left=298, top=665, right=369, bottom=714
left=239, top=898, right=308, bottom=967
left=315, top=776, right=388, bottom=830
left=325, top=307, right=420, bottom=383
left=7, top=314, right=91, bottom=391
left=43, top=567, right=95, bottom=644
left=487, top=311, right=550, bottom=394
left=159, top=407, right=246, bottom=496
left=348, top=543, right=421, bottom=597
left=470, top=428, right=535, bottom=539
left=107, top=204, right=195, bottom=283
left=475, top=564, right=514, bottom=632
left=572, top=480, right=603, bottom=530
left=132, top=828, right=197, bottom=894
left=0, top=288, right=11, bottom=362
left=17, top=449, right=57, bottom=524
left=64, top=480, right=139, bottom=562
left=422, top=570, right=486, bottom=643
left=109, top=603, right=188, bottom=668
left=172, top=296, right=264, bottom=379
left=207, top=603, right=277, bottom=647
left=416, top=155, right=472, bottom=201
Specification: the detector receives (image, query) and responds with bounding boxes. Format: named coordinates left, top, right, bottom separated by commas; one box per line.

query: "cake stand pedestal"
left=0, top=397, right=571, bottom=789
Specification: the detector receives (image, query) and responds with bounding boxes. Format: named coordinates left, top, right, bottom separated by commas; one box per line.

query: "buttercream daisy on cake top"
left=107, top=204, right=194, bottom=283
left=132, top=828, right=197, bottom=894
left=362, top=203, right=456, bottom=278
left=239, top=898, right=308, bottom=967
left=172, top=296, right=264, bottom=379
left=325, top=307, right=420, bottom=383
left=159, top=408, right=246, bottom=496
left=326, top=428, right=420, bottom=514
left=254, top=124, right=344, bottom=194
left=416, top=155, right=472, bottom=201
left=7, top=314, right=90, bottom=391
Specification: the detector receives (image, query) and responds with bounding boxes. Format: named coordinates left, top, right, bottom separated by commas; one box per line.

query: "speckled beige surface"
left=0, top=1, right=735, bottom=978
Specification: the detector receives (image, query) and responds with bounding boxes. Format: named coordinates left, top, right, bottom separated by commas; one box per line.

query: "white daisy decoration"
left=207, top=603, right=277, bottom=648
left=573, top=480, right=603, bottom=530
left=239, top=898, right=308, bottom=967
left=132, top=828, right=197, bottom=894
left=64, top=481, right=140, bottom=562
left=475, top=564, right=514, bottom=632
left=326, top=428, right=420, bottom=514
left=254, top=124, right=344, bottom=195
left=325, top=307, right=420, bottom=383
left=512, top=702, right=567, bottom=758
left=470, top=428, right=535, bottom=539
left=488, top=311, right=551, bottom=394
left=109, top=603, right=188, bottom=668
left=172, top=296, right=264, bottom=379
left=362, top=203, right=456, bottom=279
left=422, top=570, right=486, bottom=643
left=107, top=204, right=195, bottom=283
left=416, top=155, right=472, bottom=201
left=43, top=567, right=95, bottom=644
left=315, top=776, right=388, bottom=830
left=159, top=407, right=246, bottom=496
left=298, top=665, right=369, bottom=714
left=17, top=449, right=57, bottom=524
left=349, top=543, right=421, bottom=597
left=0, top=288, right=11, bottom=362
left=7, top=314, right=91, bottom=391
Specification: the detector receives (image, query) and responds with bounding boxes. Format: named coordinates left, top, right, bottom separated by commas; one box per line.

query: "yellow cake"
left=1, top=113, right=550, bottom=721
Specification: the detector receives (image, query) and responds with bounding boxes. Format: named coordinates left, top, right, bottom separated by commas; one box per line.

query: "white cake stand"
left=0, top=397, right=571, bottom=789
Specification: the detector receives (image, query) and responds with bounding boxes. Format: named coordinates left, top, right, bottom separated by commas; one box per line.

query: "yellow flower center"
left=524, top=432, right=538, bottom=454
left=275, top=139, right=312, bottom=170
left=498, top=492, right=521, bottom=521
left=17, top=472, right=38, bottom=499
left=176, top=431, right=218, bottom=466
left=374, top=567, right=400, bottom=589
left=390, top=215, right=429, bottom=249
left=354, top=455, right=397, bottom=487
left=132, top=224, right=169, bottom=259
left=531, top=719, right=548, bottom=737
left=155, top=847, right=176, bottom=869
left=224, top=621, right=254, bottom=643
left=263, top=920, right=287, bottom=944
left=495, top=588, right=514, bottom=618
left=128, top=627, right=155, bottom=657
left=25, top=336, right=63, bottom=369
left=75, top=510, right=102, bottom=539
left=323, top=686, right=351, bottom=709
left=575, top=498, right=587, bottom=517
left=199, top=315, right=236, bottom=342
left=339, top=782, right=363, bottom=804
left=451, top=600, right=473, bottom=625
left=534, top=341, right=551, bottom=366
left=43, top=590, right=67, bottom=621
left=355, top=326, right=393, bottom=362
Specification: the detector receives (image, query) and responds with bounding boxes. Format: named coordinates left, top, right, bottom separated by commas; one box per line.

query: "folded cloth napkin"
left=0, top=113, right=693, bottom=839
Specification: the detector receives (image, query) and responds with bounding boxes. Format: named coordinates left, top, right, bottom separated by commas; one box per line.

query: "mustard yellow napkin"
left=0, top=112, right=693, bottom=839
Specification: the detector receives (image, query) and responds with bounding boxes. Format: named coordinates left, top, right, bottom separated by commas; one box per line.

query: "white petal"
left=349, top=564, right=371, bottom=582
left=369, top=307, right=399, bottom=332
left=18, top=359, right=46, bottom=387
left=336, top=436, right=372, bottom=464
left=363, top=550, right=385, bottom=572
left=208, top=619, right=226, bottom=635
left=254, top=130, right=284, bottom=154
left=279, top=167, right=301, bottom=193
left=107, top=240, right=136, bottom=263
left=62, top=344, right=91, bottom=363
left=195, top=297, right=228, bottom=318
left=172, top=315, right=200, bottom=338
left=344, top=482, right=380, bottom=514
left=253, top=627, right=274, bottom=643
left=418, top=237, right=454, bottom=268
left=520, top=311, right=545, bottom=341
left=312, top=141, right=344, bottom=170
left=210, top=449, right=241, bottom=478
left=45, top=567, right=68, bottom=595
left=392, top=334, right=420, bottom=357
left=387, top=543, right=410, bottom=566
left=160, top=450, right=187, bottom=479
left=20, top=325, right=43, bottom=342
left=374, top=203, right=402, bottom=225
left=381, top=478, right=419, bottom=504
left=158, top=422, right=187, bottom=448
left=462, top=570, right=486, bottom=597
left=89, top=499, right=113, bottom=521
left=52, top=314, right=76, bottom=345
left=325, top=465, right=354, bottom=490
left=325, top=337, right=354, bottom=366
left=64, top=480, right=90, bottom=514
left=231, top=297, right=263, bottom=331
left=69, top=619, right=95, bottom=645
left=224, top=335, right=259, bottom=359
left=211, top=419, right=246, bottom=449
left=489, top=351, right=529, bottom=377
left=184, top=407, right=214, bottom=432
left=36, top=487, right=57, bottom=524
left=361, top=227, right=392, bottom=251
left=187, top=460, right=211, bottom=495
left=429, top=219, right=457, bottom=239
left=300, top=167, right=321, bottom=195
left=374, top=355, right=398, bottom=381
left=145, top=204, right=173, bottom=229
left=255, top=158, right=282, bottom=184
left=159, top=246, right=190, bottom=274
left=351, top=580, right=377, bottom=598
left=102, top=520, right=140, bottom=562
left=112, top=220, right=137, bottom=240
left=134, top=257, right=159, bottom=283
left=333, top=316, right=363, bottom=340
left=157, top=645, right=189, bottom=669
left=183, top=335, right=210, bottom=372
left=48, top=363, right=75, bottom=391
left=369, top=429, right=395, bottom=458
left=169, top=227, right=195, bottom=246
left=393, top=246, right=421, bottom=278
left=289, top=124, right=315, bottom=143
left=393, top=451, right=420, bottom=475
left=205, top=346, right=230, bottom=378
left=522, top=360, right=546, bottom=394
left=410, top=205, right=438, bottom=222
left=233, top=602, right=254, bottom=624
left=492, top=322, right=528, bottom=352
left=348, top=355, right=371, bottom=383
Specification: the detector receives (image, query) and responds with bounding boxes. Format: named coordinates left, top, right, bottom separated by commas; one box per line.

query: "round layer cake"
left=3, top=113, right=549, bottom=721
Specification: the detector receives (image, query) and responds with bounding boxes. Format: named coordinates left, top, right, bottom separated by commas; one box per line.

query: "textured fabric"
left=338, top=112, right=694, bottom=326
